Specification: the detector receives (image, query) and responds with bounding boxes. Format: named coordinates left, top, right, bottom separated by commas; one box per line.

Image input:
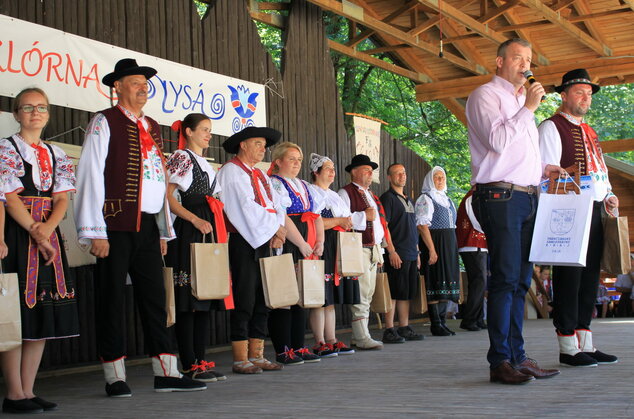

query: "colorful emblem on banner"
left=228, top=85, right=259, bottom=133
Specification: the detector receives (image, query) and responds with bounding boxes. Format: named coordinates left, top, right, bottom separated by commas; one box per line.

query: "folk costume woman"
left=166, top=114, right=229, bottom=382
left=268, top=142, right=324, bottom=365
left=0, top=88, right=79, bottom=414
left=307, top=153, right=358, bottom=357
left=415, top=166, right=460, bottom=337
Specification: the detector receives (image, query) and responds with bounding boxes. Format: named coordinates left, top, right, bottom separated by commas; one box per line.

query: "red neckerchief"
left=580, top=122, right=607, bottom=173
left=30, top=142, right=52, bottom=188
left=116, top=105, right=156, bottom=159
left=228, top=157, right=274, bottom=209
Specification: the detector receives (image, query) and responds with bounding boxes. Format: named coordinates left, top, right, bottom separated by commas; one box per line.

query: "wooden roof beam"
left=249, top=10, right=286, bottom=29
left=600, top=138, right=634, bottom=154
left=328, top=39, right=433, bottom=83
left=415, top=0, right=508, bottom=44
left=478, top=0, right=521, bottom=24
left=573, top=0, right=611, bottom=48
left=347, top=0, right=420, bottom=47
left=304, top=0, right=488, bottom=75
left=415, top=56, right=634, bottom=101
left=520, top=0, right=613, bottom=56
left=624, top=0, right=634, bottom=12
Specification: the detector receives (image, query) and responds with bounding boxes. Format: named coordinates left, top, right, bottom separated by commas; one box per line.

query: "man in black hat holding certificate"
left=75, top=58, right=205, bottom=396
left=539, top=68, right=619, bottom=367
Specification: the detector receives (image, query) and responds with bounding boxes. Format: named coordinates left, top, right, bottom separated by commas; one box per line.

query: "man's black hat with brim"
left=222, top=126, right=282, bottom=154
left=102, top=58, right=158, bottom=87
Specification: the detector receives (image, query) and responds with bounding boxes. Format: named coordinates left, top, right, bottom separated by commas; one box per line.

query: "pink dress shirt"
left=466, top=75, right=542, bottom=187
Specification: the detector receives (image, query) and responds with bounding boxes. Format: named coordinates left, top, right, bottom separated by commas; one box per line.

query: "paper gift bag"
left=411, top=275, right=428, bottom=315
left=0, top=270, right=22, bottom=352
left=601, top=216, right=631, bottom=275
left=163, top=266, right=176, bottom=328
left=337, top=231, right=364, bottom=276
left=370, top=271, right=392, bottom=314
left=297, top=259, right=325, bottom=308
left=529, top=192, right=594, bottom=267
left=259, top=253, right=299, bottom=309
left=190, top=242, right=231, bottom=300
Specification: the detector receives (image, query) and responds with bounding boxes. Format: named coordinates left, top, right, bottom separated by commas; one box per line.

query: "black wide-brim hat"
left=554, top=68, right=600, bottom=94
left=222, top=126, right=282, bottom=154
left=102, top=58, right=158, bottom=87
left=345, top=154, right=378, bottom=173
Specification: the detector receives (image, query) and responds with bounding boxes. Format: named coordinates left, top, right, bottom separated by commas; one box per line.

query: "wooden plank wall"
left=0, top=0, right=430, bottom=369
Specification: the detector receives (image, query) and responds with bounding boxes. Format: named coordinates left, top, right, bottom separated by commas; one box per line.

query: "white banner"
left=353, top=116, right=381, bottom=183
left=0, top=14, right=266, bottom=137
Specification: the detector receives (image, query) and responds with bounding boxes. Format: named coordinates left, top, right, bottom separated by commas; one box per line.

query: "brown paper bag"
left=459, top=271, right=468, bottom=304
left=411, top=275, right=428, bottom=315
left=190, top=242, right=231, bottom=300
left=0, top=270, right=22, bottom=352
left=163, top=266, right=176, bottom=328
left=297, top=259, right=325, bottom=308
left=259, top=253, right=299, bottom=309
left=337, top=231, right=364, bottom=276
left=601, top=216, right=631, bottom=275
left=370, top=271, right=392, bottom=314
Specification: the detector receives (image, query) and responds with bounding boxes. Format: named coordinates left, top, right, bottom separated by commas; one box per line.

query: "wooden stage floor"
left=2, top=318, right=632, bottom=418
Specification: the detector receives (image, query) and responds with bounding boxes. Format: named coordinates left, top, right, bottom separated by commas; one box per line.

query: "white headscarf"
left=309, top=153, right=333, bottom=173
left=421, top=166, right=450, bottom=207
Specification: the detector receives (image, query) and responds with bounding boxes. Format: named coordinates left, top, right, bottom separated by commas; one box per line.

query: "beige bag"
left=0, top=267, right=22, bottom=352
left=259, top=253, right=299, bottom=309
left=337, top=231, right=364, bottom=276
left=297, top=259, right=325, bottom=308
left=370, top=271, right=392, bottom=314
left=601, top=216, right=631, bottom=275
left=190, top=235, right=231, bottom=300
left=163, top=263, right=176, bottom=328
left=411, top=275, right=428, bottom=315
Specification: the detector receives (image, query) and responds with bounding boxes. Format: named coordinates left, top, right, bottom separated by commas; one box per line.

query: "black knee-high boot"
left=428, top=303, right=450, bottom=336
left=438, top=301, right=456, bottom=335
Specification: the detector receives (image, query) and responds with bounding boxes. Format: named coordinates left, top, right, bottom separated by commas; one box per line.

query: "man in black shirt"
left=380, top=164, right=424, bottom=343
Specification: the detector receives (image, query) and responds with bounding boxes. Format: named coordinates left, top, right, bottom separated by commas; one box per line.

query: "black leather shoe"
left=476, top=320, right=488, bottom=329
left=2, top=398, right=44, bottom=414
left=442, top=324, right=456, bottom=335
left=397, top=325, right=425, bottom=341
left=106, top=380, right=132, bottom=397
left=490, top=361, right=535, bottom=385
left=382, top=327, right=406, bottom=344
left=584, top=350, right=618, bottom=364
left=430, top=325, right=451, bottom=336
left=30, top=397, right=58, bottom=411
left=460, top=322, right=480, bottom=332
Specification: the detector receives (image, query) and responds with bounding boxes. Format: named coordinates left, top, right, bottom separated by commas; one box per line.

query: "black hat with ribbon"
left=222, top=126, right=282, bottom=154
left=554, top=68, right=600, bottom=94
left=102, top=58, right=158, bottom=87
left=345, top=154, right=378, bottom=173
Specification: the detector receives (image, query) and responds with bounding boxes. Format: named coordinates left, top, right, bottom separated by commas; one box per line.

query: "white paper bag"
left=529, top=193, right=594, bottom=267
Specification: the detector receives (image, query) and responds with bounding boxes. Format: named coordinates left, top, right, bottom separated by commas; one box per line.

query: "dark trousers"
left=228, top=233, right=269, bottom=342
left=552, top=202, right=603, bottom=335
left=175, top=311, right=210, bottom=370
left=95, top=214, right=171, bottom=361
left=460, top=250, right=488, bottom=326
left=268, top=305, right=307, bottom=354
left=473, top=187, right=537, bottom=368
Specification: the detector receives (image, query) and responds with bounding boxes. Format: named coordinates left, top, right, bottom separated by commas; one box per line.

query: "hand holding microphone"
left=523, top=70, right=546, bottom=112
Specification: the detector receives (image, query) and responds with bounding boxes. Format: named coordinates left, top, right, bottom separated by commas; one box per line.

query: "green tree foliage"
left=255, top=8, right=634, bottom=203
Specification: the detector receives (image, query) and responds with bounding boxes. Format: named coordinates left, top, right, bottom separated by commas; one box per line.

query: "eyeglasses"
left=19, top=105, right=49, bottom=113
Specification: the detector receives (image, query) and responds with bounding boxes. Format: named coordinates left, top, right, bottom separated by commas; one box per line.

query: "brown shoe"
left=231, top=341, right=262, bottom=374
left=231, top=361, right=262, bottom=374
left=490, top=361, right=535, bottom=385
left=248, top=338, right=284, bottom=371
left=516, top=358, right=560, bottom=379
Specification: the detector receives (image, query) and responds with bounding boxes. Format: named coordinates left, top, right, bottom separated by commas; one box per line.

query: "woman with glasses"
left=0, top=88, right=79, bottom=414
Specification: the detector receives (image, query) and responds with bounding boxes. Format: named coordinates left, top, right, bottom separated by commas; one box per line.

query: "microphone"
left=523, top=70, right=545, bottom=102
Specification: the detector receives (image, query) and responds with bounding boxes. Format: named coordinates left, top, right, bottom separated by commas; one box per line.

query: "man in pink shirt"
left=466, top=38, right=562, bottom=385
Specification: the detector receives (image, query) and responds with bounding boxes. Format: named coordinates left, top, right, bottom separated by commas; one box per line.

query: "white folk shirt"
left=539, top=113, right=612, bottom=203
left=217, top=161, right=286, bottom=249
left=337, top=182, right=384, bottom=246
left=74, top=106, right=170, bottom=244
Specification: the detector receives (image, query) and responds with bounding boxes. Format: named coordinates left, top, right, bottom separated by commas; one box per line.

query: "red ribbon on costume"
left=267, top=161, right=276, bottom=177
left=30, top=142, right=52, bottom=189
left=205, top=196, right=234, bottom=310
left=580, top=123, right=607, bottom=174
left=300, top=211, right=320, bottom=248
left=170, top=120, right=187, bottom=151
left=20, top=196, right=67, bottom=309
left=137, top=119, right=157, bottom=159
left=228, top=157, right=274, bottom=210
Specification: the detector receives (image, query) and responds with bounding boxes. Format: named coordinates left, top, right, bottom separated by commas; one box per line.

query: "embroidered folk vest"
left=455, top=190, right=487, bottom=249
left=342, top=183, right=375, bottom=246
left=547, top=113, right=589, bottom=175
left=101, top=106, right=163, bottom=232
